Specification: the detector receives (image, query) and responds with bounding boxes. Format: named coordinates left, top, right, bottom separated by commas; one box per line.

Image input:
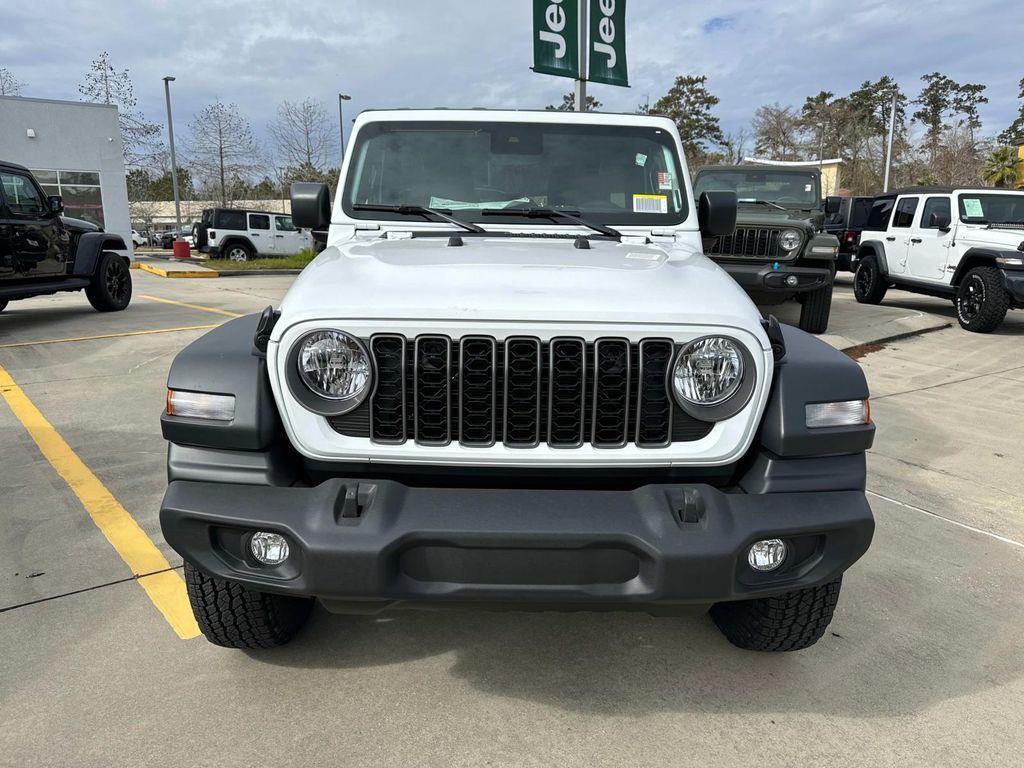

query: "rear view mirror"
left=930, top=211, right=951, bottom=232
left=825, top=196, right=842, bottom=215
left=290, top=183, right=331, bottom=230
left=48, top=195, right=64, bottom=215
left=698, top=191, right=737, bottom=238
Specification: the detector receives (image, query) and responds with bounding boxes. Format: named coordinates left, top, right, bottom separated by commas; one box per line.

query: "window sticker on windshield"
left=962, top=198, right=984, bottom=218
left=657, top=172, right=674, bottom=190
left=633, top=194, right=668, bottom=214
left=635, top=153, right=647, bottom=166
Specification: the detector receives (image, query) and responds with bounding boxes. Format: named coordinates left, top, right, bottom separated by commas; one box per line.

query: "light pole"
left=162, top=76, right=182, bottom=235
left=883, top=87, right=897, bottom=193
left=338, top=93, right=351, bottom=166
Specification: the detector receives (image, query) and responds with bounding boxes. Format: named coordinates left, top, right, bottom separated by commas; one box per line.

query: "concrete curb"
left=213, top=269, right=305, bottom=277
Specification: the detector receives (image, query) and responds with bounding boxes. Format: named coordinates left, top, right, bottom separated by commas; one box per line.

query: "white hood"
left=277, top=235, right=766, bottom=341
left=957, top=225, right=1024, bottom=251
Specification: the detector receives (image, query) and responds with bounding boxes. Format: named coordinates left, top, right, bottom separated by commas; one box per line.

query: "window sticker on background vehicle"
left=635, top=153, right=648, bottom=166
left=657, top=172, right=674, bottom=190
left=633, top=194, right=668, bottom=214
left=962, top=198, right=984, bottom=218
left=804, top=183, right=813, bottom=192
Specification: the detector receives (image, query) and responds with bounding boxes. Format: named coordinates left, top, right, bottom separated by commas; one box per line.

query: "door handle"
left=885, top=236, right=896, bottom=242
left=275, top=234, right=284, bottom=238
left=910, top=237, right=922, bottom=244
left=251, top=233, right=260, bottom=237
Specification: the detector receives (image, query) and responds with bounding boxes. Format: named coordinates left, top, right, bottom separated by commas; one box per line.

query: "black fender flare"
left=72, top=232, right=128, bottom=277
left=951, top=247, right=1017, bottom=286
left=855, top=240, right=889, bottom=275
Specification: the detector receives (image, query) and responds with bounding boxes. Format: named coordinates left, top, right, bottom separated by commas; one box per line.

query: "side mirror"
left=290, top=182, right=331, bottom=230
left=930, top=212, right=951, bottom=232
left=48, top=195, right=64, bottom=215
left=698, top=191, right=737, bottom=238
left=824, top=196, right=842, bottom=216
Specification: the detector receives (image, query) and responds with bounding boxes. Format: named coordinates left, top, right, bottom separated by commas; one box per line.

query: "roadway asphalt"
left=1, top=271, right=1022, bottom=767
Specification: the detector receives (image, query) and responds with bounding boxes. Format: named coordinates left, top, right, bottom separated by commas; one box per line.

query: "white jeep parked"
left=854, top=187, right=1024, bottom=332
left=193, top=207, right=311, bottom=261
left=160, top=110, right=875, bottom=652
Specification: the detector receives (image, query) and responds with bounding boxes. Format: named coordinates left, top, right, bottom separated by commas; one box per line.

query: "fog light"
left=785, top=275, right=799, bottom=287
left=250, top=531, right=289, bottom=565
left=748, top=539, right=787, bottom=572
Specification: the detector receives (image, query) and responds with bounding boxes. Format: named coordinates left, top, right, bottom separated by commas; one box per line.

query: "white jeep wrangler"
left=193, top=207, right=311, bottom=262
left=854, top=186, right=1024, bottom=332
left=160, top=110, right=875, bottom=652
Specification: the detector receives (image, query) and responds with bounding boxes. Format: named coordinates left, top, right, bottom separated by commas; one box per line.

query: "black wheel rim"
left=960, top=275, right=985, bottom=320
left=105, top=259, right=129, bottom=302
left=855, top=263, right=873, bottom=294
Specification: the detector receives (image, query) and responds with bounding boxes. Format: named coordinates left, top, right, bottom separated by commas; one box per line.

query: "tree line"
left=601, top=71, right=1024, bottom=194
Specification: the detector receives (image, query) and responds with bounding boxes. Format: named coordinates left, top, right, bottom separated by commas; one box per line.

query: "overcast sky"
left=3, top=0, right=1020, bottom=158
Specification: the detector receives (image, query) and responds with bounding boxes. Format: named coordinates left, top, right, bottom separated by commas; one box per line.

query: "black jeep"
left=692, top=165, right=841, bottom=334
left=0, top=161, right=132, bottom=314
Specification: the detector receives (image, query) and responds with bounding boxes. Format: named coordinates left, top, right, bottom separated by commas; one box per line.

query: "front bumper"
left=720, top=262, right=832, bottom=294
left=160, top=478, right=874, bottom=610
left=1003, top=268, right=1024, bottom=305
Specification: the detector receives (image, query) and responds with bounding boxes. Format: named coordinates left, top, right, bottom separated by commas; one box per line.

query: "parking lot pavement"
left=2, top=270, right=1023, bottom=766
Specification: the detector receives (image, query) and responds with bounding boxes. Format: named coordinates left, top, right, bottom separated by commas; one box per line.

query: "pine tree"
left=650, top=75, right=724, bottom=167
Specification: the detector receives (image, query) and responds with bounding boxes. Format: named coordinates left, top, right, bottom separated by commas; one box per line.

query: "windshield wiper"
left=352, top=204, right=485, bottom=233
left=480, top=207, right=622, bottom=239
left=739, top=199, right=787, bottom=211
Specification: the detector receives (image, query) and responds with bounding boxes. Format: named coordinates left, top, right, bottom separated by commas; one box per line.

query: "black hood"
left=61, top=215, right=101, bottom=234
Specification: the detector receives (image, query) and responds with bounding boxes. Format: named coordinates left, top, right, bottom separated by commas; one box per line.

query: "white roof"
left=742, top=156, right=844, bottom=167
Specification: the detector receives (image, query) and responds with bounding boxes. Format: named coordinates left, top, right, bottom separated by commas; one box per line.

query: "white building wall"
left=0, top=95, right=133, bottom=255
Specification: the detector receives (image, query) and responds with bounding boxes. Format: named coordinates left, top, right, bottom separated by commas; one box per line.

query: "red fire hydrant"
left=172, top=240, right=190, bottom=260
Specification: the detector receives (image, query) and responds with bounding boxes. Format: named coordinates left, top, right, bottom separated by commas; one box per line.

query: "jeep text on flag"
left=533, top=0, right=579, bottom=79
left=588, top=0, right=627, bottom=86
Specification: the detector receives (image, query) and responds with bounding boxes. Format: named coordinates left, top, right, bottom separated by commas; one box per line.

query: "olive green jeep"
left=692, top=165, right=841, bottom=333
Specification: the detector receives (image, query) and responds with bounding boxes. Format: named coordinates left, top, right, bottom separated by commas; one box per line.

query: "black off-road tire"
left=184, top=561, right=313, bottom=649
left=85, top=252, right=132, bottom=312
left=853, top=256, right=888, bottom=305
left=798, top=280, right=833, bottom=334
left=956, top=265, right=1010, bottom=333
left=710, top=578, right=842, bottom=652
left=193, top=223, right=209, bottom=250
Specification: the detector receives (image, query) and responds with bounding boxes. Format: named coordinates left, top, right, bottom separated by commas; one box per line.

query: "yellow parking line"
left=0, top=324, right=217, bottom=349
left=0, top=363, right=200, bottom=640
left=140, top=294, right=242, bottom=318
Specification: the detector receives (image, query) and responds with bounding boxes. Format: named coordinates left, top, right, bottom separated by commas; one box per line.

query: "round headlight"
left=672, top=336, right=744, bottom=406
left=779, top=229, right=802, bottom=252
left=296, top=330, right=371, bottom=405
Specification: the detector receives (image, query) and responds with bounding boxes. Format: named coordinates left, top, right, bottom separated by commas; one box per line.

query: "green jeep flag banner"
left=533, top=0, right=579, bottom=79
left=588, top=0, right=628, bottom=86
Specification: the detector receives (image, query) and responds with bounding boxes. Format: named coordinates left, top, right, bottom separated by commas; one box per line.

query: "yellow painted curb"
left=139, top=263, right=219, bottom=279
left=129, top=261, right=141, bottom=269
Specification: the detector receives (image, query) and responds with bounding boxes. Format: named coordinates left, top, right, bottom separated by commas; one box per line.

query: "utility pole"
left=574, top=0, right=588, bottom=111
left=883, top=87, right=897, bottom=193
left=162, top=75, right=182, bottom=234
left=338, top=93, right=351, bottom=165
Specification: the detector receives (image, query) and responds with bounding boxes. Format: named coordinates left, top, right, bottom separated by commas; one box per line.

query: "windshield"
left=693, top=169, right=820, bottom=207
left=343, top=121, right=687, bottom=227
left=958, top=193, right=1024, bottom=225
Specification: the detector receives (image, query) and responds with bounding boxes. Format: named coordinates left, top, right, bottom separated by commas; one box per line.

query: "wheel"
left=853, top=256, right=888, bottom=304
left=798, top=280, right=833, bottom=334
left=85, top=252, right=132, bottom=312
left=956, top=266, right=1010, bottom=333
left=193, top=223, right=209, bottom=250
left=184, top=561, right=313, bottom=649
left=224, top=242, right=253, bottom=262
left=711, top=578, right=842, bottom=652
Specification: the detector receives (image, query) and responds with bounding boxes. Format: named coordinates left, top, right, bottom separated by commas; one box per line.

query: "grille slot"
left=413, top=335, right=451, bottom=445
left=592, top=339, right=631, bottom=447
left=548, top=338, right=586, bottom=447
left=330, top=335, right=715, bottom=448
left=504, top=337, right=542, bottom=447
left=635, top=339, right=674, bottom=447
left=459, top=336, right=497, bottom=446
left=709, top=227, right=782, bottom=259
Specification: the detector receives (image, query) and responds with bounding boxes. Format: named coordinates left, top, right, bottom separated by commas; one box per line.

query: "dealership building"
left=0, top=95, right=132, bottom=251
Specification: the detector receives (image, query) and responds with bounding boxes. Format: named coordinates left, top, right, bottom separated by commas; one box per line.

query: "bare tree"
left=187, top=100, right=261, bottom=206
left=752, top=104, right=802, bottom=160
left=0, top=67, right=26, bottom=96
left=720, top=128, right=750, bottom=164
left=268, top=98, right=338, bottom=174
left=78, top=52, right=163, bottom=168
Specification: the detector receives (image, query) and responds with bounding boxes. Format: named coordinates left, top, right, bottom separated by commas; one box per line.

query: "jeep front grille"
left=329, top=336, right=714, bottom=448
left=709, top=227, right=785, bottom=259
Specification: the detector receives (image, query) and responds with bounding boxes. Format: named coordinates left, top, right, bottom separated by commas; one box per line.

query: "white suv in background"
left=193, top=207, right=312, bottom=262
left=853, top=186, right=1024, bottom=332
